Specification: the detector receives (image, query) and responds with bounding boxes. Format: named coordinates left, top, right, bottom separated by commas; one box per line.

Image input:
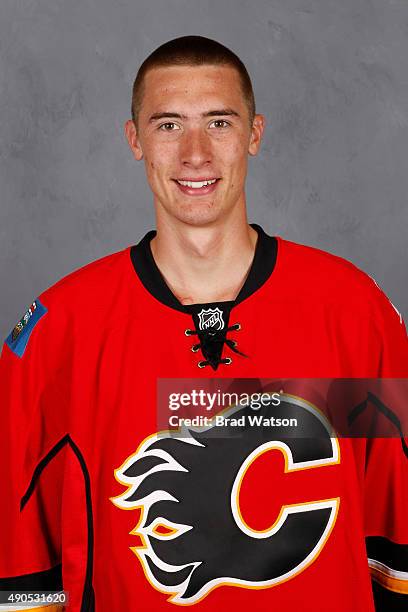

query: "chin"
left=168, top=201, right=224, bottom=227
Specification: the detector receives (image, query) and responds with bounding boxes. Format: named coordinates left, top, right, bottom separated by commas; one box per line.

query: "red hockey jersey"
left=1, top=224, right=407, bottom=611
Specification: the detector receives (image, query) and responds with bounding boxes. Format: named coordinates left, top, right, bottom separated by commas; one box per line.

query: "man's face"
left=125, top=64, right=265, bottom=227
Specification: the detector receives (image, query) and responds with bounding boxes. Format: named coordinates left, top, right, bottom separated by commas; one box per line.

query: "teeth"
left=177, top=179, right=217, bottom=188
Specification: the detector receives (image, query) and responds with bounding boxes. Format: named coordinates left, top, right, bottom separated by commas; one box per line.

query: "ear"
left=248, top=114, right=266, bottom=156
left=124, top=119, right=143, bottom=160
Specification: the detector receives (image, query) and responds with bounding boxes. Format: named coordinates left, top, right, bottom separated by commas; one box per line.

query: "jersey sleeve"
left=369, top=280, right=408, bottom=377
left=0, top=297, right=67, bottom=609
left=363, top=281, right=408, bottom=610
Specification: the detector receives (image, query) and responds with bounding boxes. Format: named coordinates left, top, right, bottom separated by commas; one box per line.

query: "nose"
left=180, top=128, right=212, bottom=168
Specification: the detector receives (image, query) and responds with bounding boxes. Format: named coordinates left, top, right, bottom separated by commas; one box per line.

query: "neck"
left=150, top=213, right=258, bottom=305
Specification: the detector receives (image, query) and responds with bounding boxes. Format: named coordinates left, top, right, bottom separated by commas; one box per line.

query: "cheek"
left=219, top=139, right=247, bottom=164
left=144, top=153, right=161, bottom=175
left=145, top=143, right=173, bottom=171
left=144, top=156, right=171, bottom=190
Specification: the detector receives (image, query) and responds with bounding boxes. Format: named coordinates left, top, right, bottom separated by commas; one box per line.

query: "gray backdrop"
left=1, top=0, right=408, bottom=339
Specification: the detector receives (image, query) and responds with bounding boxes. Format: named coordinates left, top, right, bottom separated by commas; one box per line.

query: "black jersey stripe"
left=372, top=578, right=408, bottom=610
left=20, top=435, right=95, bottom=612
left=366, top=536, right=408, bottom=574
left=0, top=563, right=62, bottom=591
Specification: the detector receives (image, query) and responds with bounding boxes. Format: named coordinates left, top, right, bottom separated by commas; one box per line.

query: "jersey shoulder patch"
left=5, top=299, right=47, bottom=357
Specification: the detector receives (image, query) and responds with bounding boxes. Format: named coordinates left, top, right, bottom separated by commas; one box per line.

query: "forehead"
left=141, top=64, right=246, bottom=114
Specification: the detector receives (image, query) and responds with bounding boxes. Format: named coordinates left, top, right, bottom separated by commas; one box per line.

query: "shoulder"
left=3, top=247, right=134, bottom=359
left=276, top=237, right=406, bottom=336
left=278, top=237, right=396, bottom=307
left=38, top=247, right=134, bottom=319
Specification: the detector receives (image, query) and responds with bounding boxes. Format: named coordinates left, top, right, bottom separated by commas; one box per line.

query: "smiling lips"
left=174, top=177, right=220, bottom=196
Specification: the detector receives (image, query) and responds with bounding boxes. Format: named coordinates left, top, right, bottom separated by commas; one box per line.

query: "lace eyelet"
left=224, top=357, right=232, bottom=365
left=198, top=361, right=207, bottom=368
left=191, top=344, right=200, bottom=353
left=231, top=340, right=237, bottom=348
left=232, top=323, right=241, bottom=331
left=185, top=329, right=193, bottom=336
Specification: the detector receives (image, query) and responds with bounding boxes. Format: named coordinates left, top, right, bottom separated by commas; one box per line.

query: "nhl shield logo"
left=197, top=307, right=225, bottom=331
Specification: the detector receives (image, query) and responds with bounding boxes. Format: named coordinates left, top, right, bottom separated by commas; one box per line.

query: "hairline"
left=132, top=62, right=255, bottom=130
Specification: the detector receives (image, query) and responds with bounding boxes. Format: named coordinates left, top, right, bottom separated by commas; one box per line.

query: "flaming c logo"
left=111, top=395, right=340, bottom=605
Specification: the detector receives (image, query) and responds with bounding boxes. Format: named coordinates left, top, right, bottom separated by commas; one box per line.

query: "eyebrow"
left=148, top=108, right=240, bottom=123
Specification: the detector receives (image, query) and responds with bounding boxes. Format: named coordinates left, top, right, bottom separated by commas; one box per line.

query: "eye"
left=158, top=122, right=181, bottom=131
left=209, top=119, right=230, bottom=129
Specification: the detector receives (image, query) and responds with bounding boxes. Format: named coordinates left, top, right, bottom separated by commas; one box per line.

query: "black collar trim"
left=130, top=223, right=278, bottom=313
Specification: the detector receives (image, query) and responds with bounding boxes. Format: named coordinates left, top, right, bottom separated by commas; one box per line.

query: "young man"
left=0, top=36, right=407, bottom=612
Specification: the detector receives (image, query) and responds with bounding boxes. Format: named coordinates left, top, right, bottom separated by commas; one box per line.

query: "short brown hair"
left=131, top=35, right=256, bottom=127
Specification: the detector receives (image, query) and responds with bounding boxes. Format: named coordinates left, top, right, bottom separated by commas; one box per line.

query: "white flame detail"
left=111, top=433, right=204, bottom=603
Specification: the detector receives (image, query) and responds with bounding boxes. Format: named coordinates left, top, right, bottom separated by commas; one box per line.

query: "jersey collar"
left=130, top=223, right=278, bottom=314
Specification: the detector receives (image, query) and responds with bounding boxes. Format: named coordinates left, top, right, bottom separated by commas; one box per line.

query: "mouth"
left=172, top=177, right=221, bottom=196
